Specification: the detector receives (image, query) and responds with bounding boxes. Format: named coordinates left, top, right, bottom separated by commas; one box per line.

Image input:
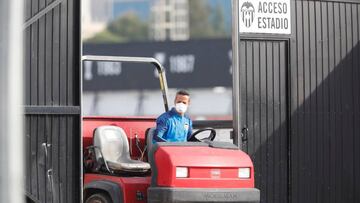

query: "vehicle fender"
left=84, top=180, right=123, bottom=203
left=148, top=143, right=160, bottom=186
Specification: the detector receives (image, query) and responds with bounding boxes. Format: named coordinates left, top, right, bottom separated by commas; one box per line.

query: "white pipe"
left=0, top=0, right=24, bottom=202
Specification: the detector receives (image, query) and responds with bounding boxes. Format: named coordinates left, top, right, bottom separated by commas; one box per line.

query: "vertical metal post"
left=0, top=0, right=24, bottom=202
left=232, top=0, right=242, bottom=147
left=80, top=1, right=84, bottom=202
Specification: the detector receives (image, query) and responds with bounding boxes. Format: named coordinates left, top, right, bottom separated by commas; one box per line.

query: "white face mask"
left=175, top=102, right=188, bottom=114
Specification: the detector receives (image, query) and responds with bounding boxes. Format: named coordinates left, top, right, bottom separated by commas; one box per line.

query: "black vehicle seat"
left=146, top=127, right=156, bottom=157
left=93, top=126, right=150, bottom=172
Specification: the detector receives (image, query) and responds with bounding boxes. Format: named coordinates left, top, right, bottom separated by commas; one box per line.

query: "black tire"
left=85, top=193, right=112, bottom=203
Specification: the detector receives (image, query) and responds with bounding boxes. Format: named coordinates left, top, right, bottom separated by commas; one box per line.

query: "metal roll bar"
left=82, top=55, right=170, bottom=112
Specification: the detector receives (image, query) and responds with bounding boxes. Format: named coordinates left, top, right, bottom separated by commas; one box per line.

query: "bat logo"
left=241, top=2, right=255, bottom=28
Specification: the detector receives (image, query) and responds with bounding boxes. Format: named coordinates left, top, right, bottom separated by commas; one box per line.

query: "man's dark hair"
left=176, top=90, right=190, bottom=97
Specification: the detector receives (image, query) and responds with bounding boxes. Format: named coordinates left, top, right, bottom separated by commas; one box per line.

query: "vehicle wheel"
left=85, top=193, right=112, bottom=203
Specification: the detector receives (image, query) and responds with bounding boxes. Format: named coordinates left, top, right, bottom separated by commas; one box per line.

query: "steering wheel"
left=188, top=128, right=217, bottom=142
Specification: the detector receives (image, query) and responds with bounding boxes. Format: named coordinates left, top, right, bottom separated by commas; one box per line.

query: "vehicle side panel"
left=85, top=174, right=151, bottom=203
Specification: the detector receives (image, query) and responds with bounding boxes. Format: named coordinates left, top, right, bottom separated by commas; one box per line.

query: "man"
left=153, top=90, right=193, bottom=142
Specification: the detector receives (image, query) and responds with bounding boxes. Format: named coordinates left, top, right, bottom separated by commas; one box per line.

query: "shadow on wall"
left=247, top=42, right=360, bottom=203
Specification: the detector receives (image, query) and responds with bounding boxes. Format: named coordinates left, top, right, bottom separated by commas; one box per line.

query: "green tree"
left=189, top=0, right=228, bottom=39
left=189, top=0, right=214, bottom=39
left=108, top=12, right=148, bottom=41
left=85, top=12, right=148, bottom=43
left=85, top=29, right=125, bottom=43
left=211, top=3, right=227, bottom=37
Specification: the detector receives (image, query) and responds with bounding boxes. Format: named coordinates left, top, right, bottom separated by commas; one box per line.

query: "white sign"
left=169, top=55, right=195, bottom=74
left=239, top=0, right=291, bottom=34
left=97, top=61, right=122, bottom=76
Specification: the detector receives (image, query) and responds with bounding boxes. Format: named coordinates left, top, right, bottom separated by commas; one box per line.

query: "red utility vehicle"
left=82, top=56, right=260, bottom=203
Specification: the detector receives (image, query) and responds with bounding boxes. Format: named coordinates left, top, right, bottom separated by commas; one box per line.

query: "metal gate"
left=233, top=0, right=360, bottom=202
left=239, top=40, right=289, bottom=203
left=24, top=0, right=81, bottom=202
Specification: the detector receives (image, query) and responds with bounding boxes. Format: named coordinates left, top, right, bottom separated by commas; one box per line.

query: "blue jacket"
left=153, top=108, right=193, bottom=142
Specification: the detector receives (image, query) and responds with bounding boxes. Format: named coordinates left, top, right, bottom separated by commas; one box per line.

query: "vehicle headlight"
left=176, top=167, right=188, bottom=178
left=238, top=167, right=251, bottom=178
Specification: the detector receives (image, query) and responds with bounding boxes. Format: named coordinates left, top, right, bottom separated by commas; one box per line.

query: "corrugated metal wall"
left=236, top=0, right=360, bottom=202
left=291, top=1, right=360, bottom=202
left=24, top=0, right=81, bottom=202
